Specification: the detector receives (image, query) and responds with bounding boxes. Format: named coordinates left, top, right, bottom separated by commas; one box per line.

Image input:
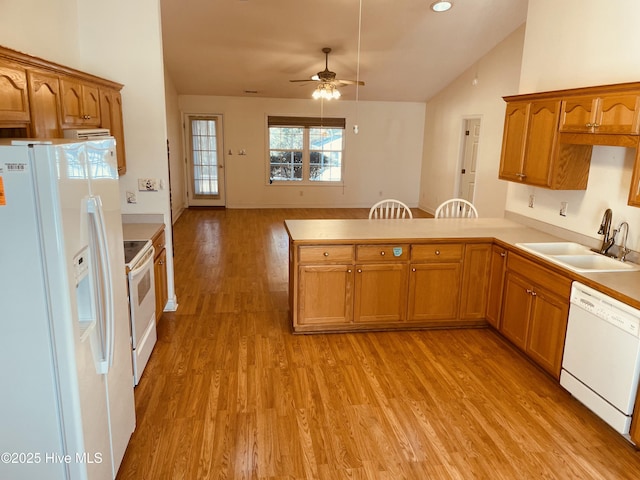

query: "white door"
left=186, top=115, right=226, bottom=206
left=458, top=118, right=480, bottom=202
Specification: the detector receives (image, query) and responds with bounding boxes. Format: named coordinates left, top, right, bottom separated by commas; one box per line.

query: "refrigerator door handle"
left=87, top=196, right=115, bottom=373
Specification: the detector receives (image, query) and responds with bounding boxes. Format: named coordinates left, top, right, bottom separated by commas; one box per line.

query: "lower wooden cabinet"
left=407, top=244, right=463, bottom=322
left=298, top=264, right=354, bottom=325
left=291, top=241, right=491, bottom=333
left=354, top=263, right=408, bottom=323
left=485, top=245, right=508, bottom=328
left=152, top=228, right=168, bottom=321
left=499, top=253, right=571, bottom=379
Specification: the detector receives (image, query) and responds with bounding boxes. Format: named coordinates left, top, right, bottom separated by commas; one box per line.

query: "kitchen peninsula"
left=285, top=217, right=640, bottom=334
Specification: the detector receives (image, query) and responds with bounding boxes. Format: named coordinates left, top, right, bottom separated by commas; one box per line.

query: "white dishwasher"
left=560, top=282, right=640, bottom=440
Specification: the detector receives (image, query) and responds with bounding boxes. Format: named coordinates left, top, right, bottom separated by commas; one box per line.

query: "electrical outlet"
left=528, top=195, right=535, bottom=208
left=126, top=191, right=137, bottom=204
left=138, top=178, right=159, bottom=191
left=560, top=201, right=568, bottom=217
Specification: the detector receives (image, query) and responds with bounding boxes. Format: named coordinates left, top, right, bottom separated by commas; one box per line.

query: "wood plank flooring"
left=117, top=208, right=640, bottom=479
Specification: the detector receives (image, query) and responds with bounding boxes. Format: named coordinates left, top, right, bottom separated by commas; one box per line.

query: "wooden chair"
left=369, top=199, right=413, bottom=219
left=435, top=198, right=478, bottom=218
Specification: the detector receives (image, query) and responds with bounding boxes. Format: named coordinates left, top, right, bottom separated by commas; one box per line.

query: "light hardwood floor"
left=117, top=208, right=640, bottom=479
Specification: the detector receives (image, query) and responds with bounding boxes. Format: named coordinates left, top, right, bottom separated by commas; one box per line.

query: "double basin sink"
left=515, top=242, right=640, bottom=273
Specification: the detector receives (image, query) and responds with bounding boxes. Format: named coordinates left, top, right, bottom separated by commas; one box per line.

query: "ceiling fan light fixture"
left=430, top=1, right=453, bottom=12
left=312, top=83, right=341, bottom=100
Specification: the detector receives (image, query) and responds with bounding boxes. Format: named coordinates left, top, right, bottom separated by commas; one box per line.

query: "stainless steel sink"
left=515, top=242, right=640, bottom=273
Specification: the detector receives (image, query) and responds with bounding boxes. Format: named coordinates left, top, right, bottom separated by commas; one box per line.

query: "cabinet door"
left=407, top=263, right=461, bottom=321
left=499, top=102, right=529, bottom=182
left=500, top=271, right=532, bottom=351
left=526, top=287, right=569, bottom=379
left=597, top=93, right=640, bottom=134
left=28, top=70, right=62, bottom=138
left=459, top=243, right=491, bottom=319
left=298, top=265, right=353, bottom=325
left=559, top=96, right=598, bottom=133
left=486, top=245, right=507, bottom=328
left=61, top=78, right=100, bottom=126
left=0, top=62, right=29, bottom=123
left=100, top=88, right=127, bottom=174
left=82, top=84, right=100, bottom=126
left=521, top=100, right=560, bottom=187
left=154, top=248, right=168, bottom=321
left=354, top=263, right=408, bottom=323
left=629, top=148, right=640, bottom=207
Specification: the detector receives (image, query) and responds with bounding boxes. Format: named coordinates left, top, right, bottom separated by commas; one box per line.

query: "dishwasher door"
left=560, top=282, right=640, bottom=436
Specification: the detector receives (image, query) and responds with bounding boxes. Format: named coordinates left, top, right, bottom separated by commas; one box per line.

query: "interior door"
left=186, top=115, right=226, bottom=206
left=458, top=118, right=480, bottom=202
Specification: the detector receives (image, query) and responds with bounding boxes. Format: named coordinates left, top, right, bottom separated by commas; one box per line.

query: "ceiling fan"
left=290, top=47, right=365, bottom=87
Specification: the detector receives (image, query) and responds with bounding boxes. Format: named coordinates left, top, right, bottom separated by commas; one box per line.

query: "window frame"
left=266, top=116, right=346, bottom=186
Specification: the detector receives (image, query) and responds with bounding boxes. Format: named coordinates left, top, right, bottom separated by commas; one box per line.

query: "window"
left=268, top=116, right=345, bottom=184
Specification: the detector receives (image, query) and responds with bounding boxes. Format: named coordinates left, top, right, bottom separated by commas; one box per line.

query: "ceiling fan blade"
left=336, top=79, right=365, bottom=86
left=289, top=79, right=319, bottom=83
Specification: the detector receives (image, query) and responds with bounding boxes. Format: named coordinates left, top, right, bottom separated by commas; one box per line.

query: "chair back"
left=435, top=198, right=478, bottom=218
left=369, top=199, right=413, bottom=219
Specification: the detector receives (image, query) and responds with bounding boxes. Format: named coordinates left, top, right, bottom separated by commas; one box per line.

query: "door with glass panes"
left=186, top=115, right=226, bottom=206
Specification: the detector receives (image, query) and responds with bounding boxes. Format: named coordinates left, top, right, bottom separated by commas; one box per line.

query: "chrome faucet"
left=597, top=208, right=616, bottom=255
left=615, top=221, right=630, bottom=262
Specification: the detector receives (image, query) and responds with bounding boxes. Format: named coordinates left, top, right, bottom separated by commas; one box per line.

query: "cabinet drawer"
left=507, top=252, right=571, bottom=297
left=411, top=244, right=463, bottom=262
left=152, top=229, right=166, bottom=258
left=356, top=244, right=409, bottom=262
left=298, top=245, right=354, bottom=264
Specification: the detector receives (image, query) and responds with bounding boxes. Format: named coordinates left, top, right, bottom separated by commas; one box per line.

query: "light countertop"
left=284, top=217, right=640, bottom=310
left=122, top=223, right=164, bottom=242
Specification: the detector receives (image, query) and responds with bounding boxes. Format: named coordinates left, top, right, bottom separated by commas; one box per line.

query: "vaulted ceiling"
left=160, top=0, right=528, bottom=102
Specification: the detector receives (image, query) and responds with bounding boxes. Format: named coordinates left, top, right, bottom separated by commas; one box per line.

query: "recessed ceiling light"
left=431, top=1, right=453, bottom=12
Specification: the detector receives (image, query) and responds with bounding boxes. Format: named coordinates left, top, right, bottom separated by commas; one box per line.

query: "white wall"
left=419, top=26, right=526, bottom=216
left=508, top=0, right=640, bottom=251
left=164, top=70, right=187, bottom=221
left=0, top=0, right=177, bottom=308
left=0, top=0, right=79, bottom=67
left=177, top=95, right=426, bottom=208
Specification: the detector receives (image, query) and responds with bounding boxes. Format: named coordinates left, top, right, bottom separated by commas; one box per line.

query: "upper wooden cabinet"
left=0, top=61, right=30, bottom=124
left=0, top=45, right=127, bottom=174
left=99, top=88, right=127, bottom=175
left=560, top=93, right=640, bottom=135
left=60, top=78, right=101, bottom=127
left=501, top=82, right=640, bottom=197
left=499, top=99, right=592, bottom=189
left=28, top=70, right=62, bottom=138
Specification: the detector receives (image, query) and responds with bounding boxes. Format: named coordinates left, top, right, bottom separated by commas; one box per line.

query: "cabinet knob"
left=412, top=268, right=416, bottom=272
left=585, top=123, right=593, bottom=127
left=323, top=252, right=329, bottom=257
left=347, top=269, right=352, bottom=273
left=357, top=269, right=362, bottom=273
left=500, top=252, right=506, bottom=258
left=435, top=250, right=440, bottom=255
left=380, top=251, right=385, bottom=256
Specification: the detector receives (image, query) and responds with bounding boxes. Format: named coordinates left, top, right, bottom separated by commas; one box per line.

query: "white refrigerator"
left=0, top=138, right=136, bottom=480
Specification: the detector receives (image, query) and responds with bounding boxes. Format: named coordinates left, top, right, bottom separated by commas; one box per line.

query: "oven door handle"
left=129, top=247, right=155, bottom=279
